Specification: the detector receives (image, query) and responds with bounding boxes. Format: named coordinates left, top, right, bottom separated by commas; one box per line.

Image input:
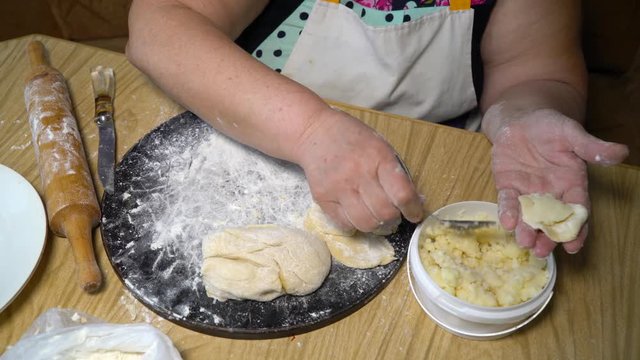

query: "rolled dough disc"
left=304, top=203, right=396, bottom=269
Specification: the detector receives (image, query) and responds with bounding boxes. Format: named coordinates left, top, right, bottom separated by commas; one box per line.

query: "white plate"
left=0, top=164, right=47, bottom=313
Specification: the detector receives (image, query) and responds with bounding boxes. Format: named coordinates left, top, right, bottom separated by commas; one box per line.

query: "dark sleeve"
left=235, top=0, right=304, bottom=53
left=470, top=0, right=496, bottom=101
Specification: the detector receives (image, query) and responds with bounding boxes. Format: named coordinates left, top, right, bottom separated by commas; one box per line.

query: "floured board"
left=101, top=112, right=415, bottom=338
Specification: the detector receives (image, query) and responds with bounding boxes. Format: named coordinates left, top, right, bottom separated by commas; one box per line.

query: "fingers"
left=316, top=174, right=407, bottom=234
left=339, top=191, right=383, bottom=232
left=565, top=122, right=629, bottom=166
left=378, top=159, right=424, bottom=223
left=515, top=222, right=537, bottom=249
left=559, top=186, right=589, bottom=254
left=321, top=158, right=423, bottom=233
left=514, top=192, right=589, bottom=256
left=359, top=179, right=402, bottom=229
left=532, top=235, right=558, bottom=258
left=517, top=221, right=558, bottom=257
left=318, top=201, right=356, bottom=233
left=515, top=209, right=587, bottom=257
left=338, top=180, right=401, bottom=233
left=561, top=184, right=590, bottom=210
left=497, top=189, right=520, bottom=231
left=318, top=195, right=383, bottom=234
left=562, top=223, right=588, bottom=254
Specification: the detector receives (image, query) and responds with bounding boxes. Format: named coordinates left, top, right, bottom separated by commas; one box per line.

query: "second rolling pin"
left=24, top=40, right=102, bottom=292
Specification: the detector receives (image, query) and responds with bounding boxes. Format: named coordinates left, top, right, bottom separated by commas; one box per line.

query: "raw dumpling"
left=201, top=224, right=331, bottom=302
left=518, top=193, right=588, bottom=243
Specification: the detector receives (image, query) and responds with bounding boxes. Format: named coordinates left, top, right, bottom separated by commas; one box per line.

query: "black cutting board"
left=101, top=111, right=414, bottom=339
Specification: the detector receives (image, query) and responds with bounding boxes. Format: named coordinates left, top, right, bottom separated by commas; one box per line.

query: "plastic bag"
left=1, top=308, right=182, bottom=360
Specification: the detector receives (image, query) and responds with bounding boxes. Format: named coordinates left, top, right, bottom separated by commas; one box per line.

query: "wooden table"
left=1, top=35, right=638, bottom=359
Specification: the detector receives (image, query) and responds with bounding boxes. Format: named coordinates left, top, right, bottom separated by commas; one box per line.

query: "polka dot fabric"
left=251, top=0, right=448, bottom=72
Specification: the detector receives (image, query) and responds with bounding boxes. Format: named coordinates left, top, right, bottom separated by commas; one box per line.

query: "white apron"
left=282, top=1, right=479, bottom=129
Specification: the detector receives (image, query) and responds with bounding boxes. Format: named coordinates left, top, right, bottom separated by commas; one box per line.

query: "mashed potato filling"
left=419, top=224, right=549, bottom=307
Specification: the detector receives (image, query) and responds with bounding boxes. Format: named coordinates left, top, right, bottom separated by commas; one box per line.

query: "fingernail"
left=534, top=248, right=549, bottom=258
left=594, top=153, right=622, bottom=166
left=566, top=247, right=582, bottom=255
left=516, top=238, right=532, bottom=249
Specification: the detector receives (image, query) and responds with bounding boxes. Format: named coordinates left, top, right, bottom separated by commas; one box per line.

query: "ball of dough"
left=304, top=203, right=396, bottom=269
left=201, top=224, right=331, bottom=302
left=518, top=193, right=588, bottom=243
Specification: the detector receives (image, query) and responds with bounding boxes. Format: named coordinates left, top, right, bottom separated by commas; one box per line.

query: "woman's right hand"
left=127, top=0, right=424, bottom=233
left=294, top=107, right=425, bottom=233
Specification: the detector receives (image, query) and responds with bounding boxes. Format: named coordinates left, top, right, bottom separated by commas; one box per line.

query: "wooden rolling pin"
left=24, top=40, right=102, bottom=292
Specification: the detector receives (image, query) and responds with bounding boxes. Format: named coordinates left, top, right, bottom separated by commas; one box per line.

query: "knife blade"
left=90, top=66, right=116, bottom=194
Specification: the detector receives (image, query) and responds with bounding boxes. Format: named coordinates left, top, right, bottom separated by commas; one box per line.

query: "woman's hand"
left=485, top=107, right=629, bottom=257
left=294, top=107, right=424, bottom=233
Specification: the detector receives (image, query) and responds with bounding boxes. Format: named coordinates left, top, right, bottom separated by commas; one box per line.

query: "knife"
left=90, top=66, right=116, bottom=194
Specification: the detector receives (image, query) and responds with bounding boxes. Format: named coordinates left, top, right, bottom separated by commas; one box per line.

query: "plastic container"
left=407, top=201, right=556, bottom=340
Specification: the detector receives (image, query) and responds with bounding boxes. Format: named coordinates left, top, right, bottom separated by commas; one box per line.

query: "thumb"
left=565, top=122, right=630, bottom=165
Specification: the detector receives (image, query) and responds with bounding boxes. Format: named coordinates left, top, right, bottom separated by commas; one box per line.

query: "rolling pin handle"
left=64, top=212, right=103, bottom=293
left=27, top=40, right=48, bottom=69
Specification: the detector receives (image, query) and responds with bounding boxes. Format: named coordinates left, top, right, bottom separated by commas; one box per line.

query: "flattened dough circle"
left=304, top=203, right=396, bottom=269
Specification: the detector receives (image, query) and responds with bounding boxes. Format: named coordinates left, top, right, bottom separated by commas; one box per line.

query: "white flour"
left=10, top=139, right=31, bottom=151
left=117, top=128, right=313, bottom=295
left=118, top=291, right=168, bottom=330
left=24, top=74, right=91, bottom=189
left=104, top=117, right=403, bottom=333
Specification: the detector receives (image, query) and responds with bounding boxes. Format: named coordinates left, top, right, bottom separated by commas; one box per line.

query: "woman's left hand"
left=485, top=108, right=629, bottom=257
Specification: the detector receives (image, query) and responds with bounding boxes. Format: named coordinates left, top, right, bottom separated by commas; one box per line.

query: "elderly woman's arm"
left=479, top=0, right=629, bottom=257
left=126, top=0, right=424, bottom=234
